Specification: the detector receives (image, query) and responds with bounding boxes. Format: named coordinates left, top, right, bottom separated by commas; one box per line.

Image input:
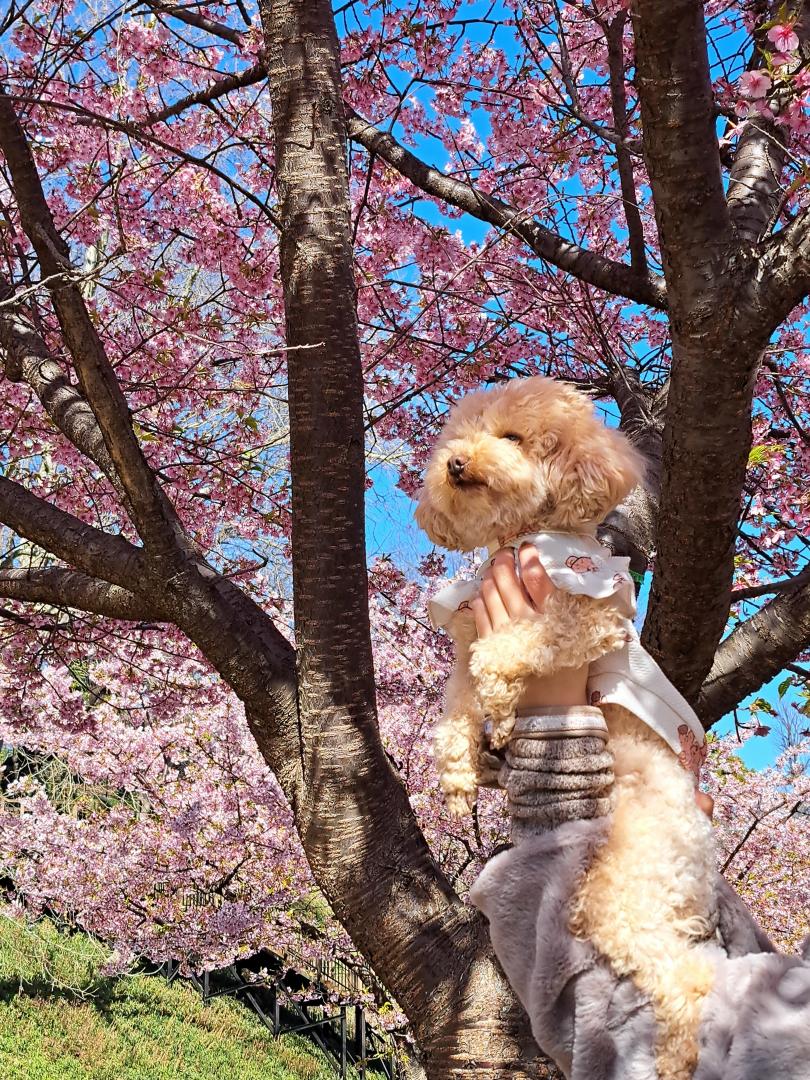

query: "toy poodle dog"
left=415, top=374, right=644, bottom=814
left=415, top=375, right=719, bottom=1080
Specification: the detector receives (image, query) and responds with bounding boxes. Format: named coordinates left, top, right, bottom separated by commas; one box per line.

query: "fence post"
left=270, top=982, right=280, bottom=1036
left=340, top=1004, right=347, bottom=1080
left=355, top=1004, right=366, bottom=1080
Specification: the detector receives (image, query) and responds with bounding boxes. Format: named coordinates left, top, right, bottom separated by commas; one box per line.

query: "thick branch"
left=147, top=62, right=266, bottom=124
left=598, top=372, right=665, bottom=577
left=147, top=3, right=244, bottom=45
left=699, top=566, right=810, bottom=725
left=632, top=0, right=770, bottom=698
left=0, top=290, right=126, bottom=498
left=728, top=117, right=790, bottom=244
left=347, top=110, right=666, bottom=310
left=731, top=573, right=808, bottom=602
left=0, top=90, right=187, bottom=555
left=0, top=568, right=160, bottom=621
left=0, top=476, right=145, bottom=588
left=631, top=0, right=733, bottom=305
left=754, top=209, right=810, bottom=331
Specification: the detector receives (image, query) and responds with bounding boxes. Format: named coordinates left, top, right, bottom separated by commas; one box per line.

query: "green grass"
left=0, top=913, right=337, bottom=1080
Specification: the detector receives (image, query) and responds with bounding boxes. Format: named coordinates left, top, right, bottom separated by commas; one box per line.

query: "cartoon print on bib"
left=677, top=724, right=708, bottom=780
left=565, top=554, right=600, bottom=573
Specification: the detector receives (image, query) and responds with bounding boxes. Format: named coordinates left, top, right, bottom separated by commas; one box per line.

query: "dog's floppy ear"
left=556, top=427, right=644, bottom=524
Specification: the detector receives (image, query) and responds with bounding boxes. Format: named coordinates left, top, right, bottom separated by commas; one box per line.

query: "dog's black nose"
left=448, top=456, right=469, bottom=480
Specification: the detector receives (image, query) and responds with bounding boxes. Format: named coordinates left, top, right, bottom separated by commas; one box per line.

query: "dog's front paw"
left=488, top=715, right=519, bottom=750
left=444, top=786, right=477, bottom=817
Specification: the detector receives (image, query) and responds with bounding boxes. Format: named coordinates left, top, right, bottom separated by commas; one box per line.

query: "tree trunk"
left=251, top=1, right=547, bottom=1074
left=630, top=0, right=768, bottom=701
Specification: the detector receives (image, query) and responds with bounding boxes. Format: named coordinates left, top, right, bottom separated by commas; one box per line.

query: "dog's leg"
left=468, top=617, right=556, bottom=748
left=434, top=612, right=485, bottom=816
left=542, top=592, right=629, bottom=671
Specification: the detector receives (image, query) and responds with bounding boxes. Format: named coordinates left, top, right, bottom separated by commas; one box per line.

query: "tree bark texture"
left=256, top=3, right=545, bottom=1075
left=631, top=0, right=774, bottom=702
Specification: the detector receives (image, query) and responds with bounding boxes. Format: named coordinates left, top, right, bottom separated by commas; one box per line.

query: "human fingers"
left=695, top=790, right=714, bottom=820
left=479, top=573, right=512, bottom=633
left=470, top=595, right=492, bottom=638
left=517, top=544, right=556, bottom=612
left=488, top=550, right=535, bottom=620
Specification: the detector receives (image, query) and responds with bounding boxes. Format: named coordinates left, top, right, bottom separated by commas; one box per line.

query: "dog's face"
left=415, top=376, right=644, bottom=551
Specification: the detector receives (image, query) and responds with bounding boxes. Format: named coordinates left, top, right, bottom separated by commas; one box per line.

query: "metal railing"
left=162, top=953, right=399, bottom=1080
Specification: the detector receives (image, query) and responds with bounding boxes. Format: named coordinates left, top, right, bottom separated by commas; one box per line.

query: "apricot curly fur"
left=419, top=376, right=643, bottom=810
left=570, top=706, right=721, bottom=1080
left=432, top=609, right=481, bottom=815
left=418, top=377, right=718, bottom=1080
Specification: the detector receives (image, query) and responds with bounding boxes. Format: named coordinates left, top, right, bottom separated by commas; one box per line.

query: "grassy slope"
left=0, top=914, right=336, bottom=1080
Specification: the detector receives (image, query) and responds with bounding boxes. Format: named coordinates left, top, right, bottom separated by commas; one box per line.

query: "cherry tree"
left=0, top=0, right=809, bottom=1076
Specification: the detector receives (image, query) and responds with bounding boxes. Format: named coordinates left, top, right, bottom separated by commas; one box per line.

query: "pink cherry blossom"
left=767, top=23, right=800, bottom=53
left=739, top=69, right=772, bottom=99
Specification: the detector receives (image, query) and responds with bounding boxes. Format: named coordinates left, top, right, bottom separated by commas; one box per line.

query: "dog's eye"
left=501, top=433, right=522, bottom=443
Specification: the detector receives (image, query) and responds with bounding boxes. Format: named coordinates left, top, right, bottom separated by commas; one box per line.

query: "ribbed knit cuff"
left=499, top=708, right=614, bottom=842
left=513, top=705, right=608, bottom=739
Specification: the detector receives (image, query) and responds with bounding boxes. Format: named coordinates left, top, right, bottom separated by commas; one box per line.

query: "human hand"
left=471, top=546, right=714, bottom=817
left=471, top=544, right=589, bottom=708
left=471, top=545, right=555, bottom=636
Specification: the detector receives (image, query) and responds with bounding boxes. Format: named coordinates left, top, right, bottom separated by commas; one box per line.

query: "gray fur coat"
left=469, top=818, right=810, bottom=1080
